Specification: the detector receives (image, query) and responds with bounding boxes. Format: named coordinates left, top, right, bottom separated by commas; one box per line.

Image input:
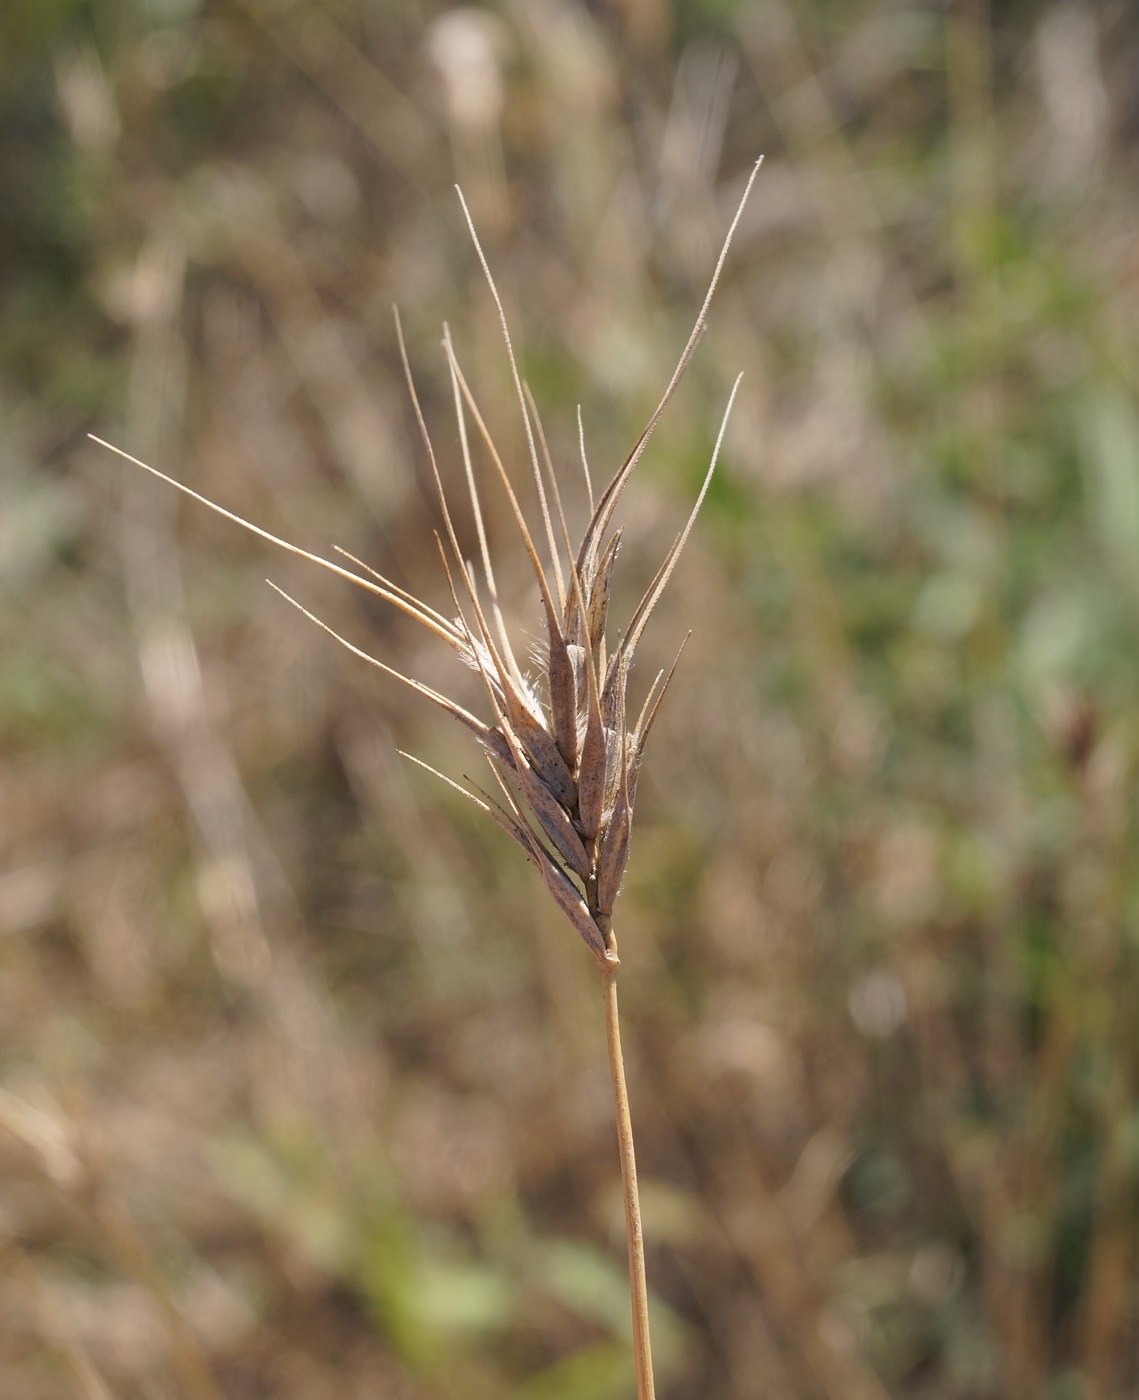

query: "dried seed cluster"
left=94, top=162, right=759, bottom=967
left=391, top=314, right=740, bottom=965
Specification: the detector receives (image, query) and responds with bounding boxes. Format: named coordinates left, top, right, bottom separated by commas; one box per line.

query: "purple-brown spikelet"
left=92, top=159, right=760, bottom=968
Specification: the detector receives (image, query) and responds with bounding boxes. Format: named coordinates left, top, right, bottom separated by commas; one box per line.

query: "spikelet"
left=92, top=160, right=760, bottom=967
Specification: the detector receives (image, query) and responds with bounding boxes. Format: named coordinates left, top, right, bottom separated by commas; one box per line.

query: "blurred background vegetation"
left=3, top=0, right=1139, bottom=1396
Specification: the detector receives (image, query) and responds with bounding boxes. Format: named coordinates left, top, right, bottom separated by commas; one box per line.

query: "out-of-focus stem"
left=600, top=932, right=655, bottom=1400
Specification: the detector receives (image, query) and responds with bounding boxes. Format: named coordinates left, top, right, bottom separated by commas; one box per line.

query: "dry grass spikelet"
left=93, top=159, right=758, bottom=969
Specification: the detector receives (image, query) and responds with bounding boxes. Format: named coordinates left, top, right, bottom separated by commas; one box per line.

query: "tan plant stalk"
left=601, top=942, right=654, bottom=1397
left=93, top=159, right=759, bottom=1397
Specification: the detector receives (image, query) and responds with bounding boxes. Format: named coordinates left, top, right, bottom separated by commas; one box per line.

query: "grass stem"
left=601, top=939, right=655, bottom=1400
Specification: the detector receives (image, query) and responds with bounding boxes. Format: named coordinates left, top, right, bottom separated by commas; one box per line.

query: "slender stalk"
left=600, top=932, right=655, bottom=1400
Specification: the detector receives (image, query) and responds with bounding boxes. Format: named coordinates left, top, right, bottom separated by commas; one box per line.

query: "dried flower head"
left=92, top=159, right=760, bottom=970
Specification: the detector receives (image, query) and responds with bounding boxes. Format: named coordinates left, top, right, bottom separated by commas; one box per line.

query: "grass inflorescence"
left=93, top=158, right=760, bottom=1399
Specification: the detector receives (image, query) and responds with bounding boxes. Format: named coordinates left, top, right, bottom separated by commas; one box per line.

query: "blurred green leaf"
left=538, top=1241, right=634, bottom=1339
left=412, top=1257, right=515, bottom=1333
left=1081, top=385, right=1139, bottom=577
left=512, top=1341, right=632, bottom=1400
left=358, top=1214, right=515, bottom=1368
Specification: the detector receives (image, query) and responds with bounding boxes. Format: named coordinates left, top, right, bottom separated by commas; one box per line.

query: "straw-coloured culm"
left=93, top=157, right=760, bottom=1400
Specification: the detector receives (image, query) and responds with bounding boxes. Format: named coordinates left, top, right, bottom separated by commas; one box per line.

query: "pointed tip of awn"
left=398, top=750, right=491, bottom=813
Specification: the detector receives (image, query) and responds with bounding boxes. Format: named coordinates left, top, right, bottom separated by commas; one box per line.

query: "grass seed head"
left=93, top=159, right=761, bottom=968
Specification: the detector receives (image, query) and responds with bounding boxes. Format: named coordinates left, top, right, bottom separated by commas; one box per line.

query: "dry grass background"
left=3, top=2, right=1139, bottom=1397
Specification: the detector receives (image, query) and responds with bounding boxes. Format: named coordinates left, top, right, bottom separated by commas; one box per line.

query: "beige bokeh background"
left=3, top=2, right=1139, bottom=1397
